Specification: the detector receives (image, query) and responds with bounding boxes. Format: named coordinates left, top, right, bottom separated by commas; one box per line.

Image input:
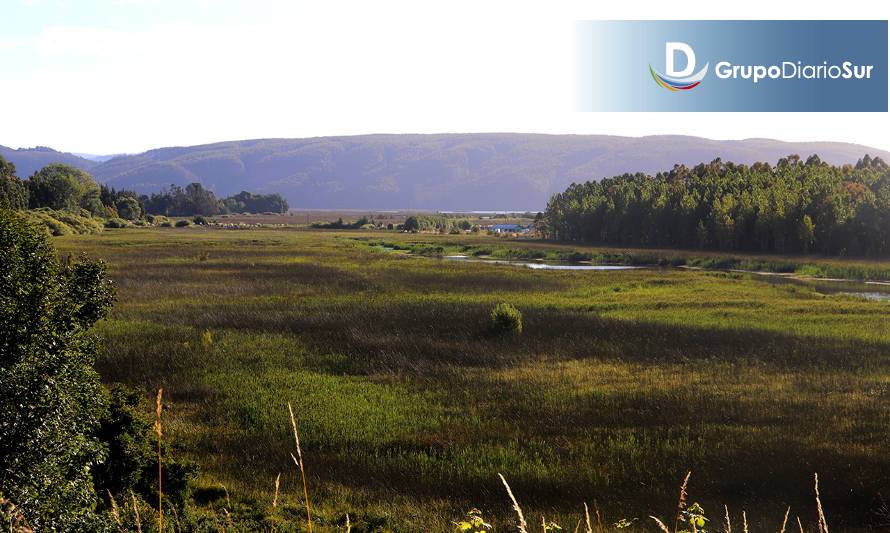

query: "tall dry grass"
left=288, top=401, right=314, bottom=533
left=155, top=388, right=163, bottom=532
left=495, top=469, right=832, bottom=533
left=815, top=473, right=829, bottom=533
left=780, top=506, right=790, bottom=533
left=130, top=490, right=142, bottom=533
left=499, top=473, right=528, bottom=533
left=271, top=473, right=281, bottom=533
left=108, top=490, right=122, bottom=530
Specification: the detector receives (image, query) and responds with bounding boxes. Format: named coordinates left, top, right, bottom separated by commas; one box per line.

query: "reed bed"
left=52, top=227, right=890, bottom=531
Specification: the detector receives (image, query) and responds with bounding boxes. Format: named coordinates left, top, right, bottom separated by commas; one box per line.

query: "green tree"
left=221, top=191, right=289, bottom=214
left=114, top=195, right=142, bottom=220
left=797, top=214, right=816, bottom=254
left=27, top=164, right=102, bottom=214
left=0, top=210, right=114, bottom=530
left=403, top=216, right=420, bottom=231
left=0, top=156, right=28, bottom=210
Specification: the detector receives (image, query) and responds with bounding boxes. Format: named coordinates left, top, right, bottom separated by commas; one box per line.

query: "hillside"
left=0, top=145, right=96, bottom=178
left=5, top=134, right=889, bottom=210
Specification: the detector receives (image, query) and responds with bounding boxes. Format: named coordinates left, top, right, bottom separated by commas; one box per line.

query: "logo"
left=649, top=42, right=709, bottom=92
left=579, top=21, right=887, bottom=111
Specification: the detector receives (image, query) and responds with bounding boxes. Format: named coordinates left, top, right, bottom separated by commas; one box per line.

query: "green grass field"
left=55, top=227, right=890, bottom=531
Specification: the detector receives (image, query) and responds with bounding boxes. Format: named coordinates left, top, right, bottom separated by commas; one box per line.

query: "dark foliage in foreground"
left=0, top=209, right=114, bottom=529
left=544, top=154, right=890, bottom=256
left=0, top=210, right=195, bottom=530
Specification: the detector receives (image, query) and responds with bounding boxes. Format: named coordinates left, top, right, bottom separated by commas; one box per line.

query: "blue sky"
left=1, top=0, right=887, bottom=154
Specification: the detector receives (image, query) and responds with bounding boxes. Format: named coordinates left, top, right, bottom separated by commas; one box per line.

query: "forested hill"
left=3, top=135, right=889, bottom=210
left=0, top=146, right=96, bottom=178
left=543, top=155, right=890, bottom=256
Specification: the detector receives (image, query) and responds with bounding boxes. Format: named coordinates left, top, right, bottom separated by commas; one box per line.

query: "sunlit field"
left=55, top=226, right=890, bottom=531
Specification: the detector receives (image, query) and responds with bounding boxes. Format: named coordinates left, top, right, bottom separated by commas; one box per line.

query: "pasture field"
left=54, top=227, right=890, bottom=531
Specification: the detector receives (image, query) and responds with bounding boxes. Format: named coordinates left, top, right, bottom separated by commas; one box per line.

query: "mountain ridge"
left=3, top=134, right=888, bottom=210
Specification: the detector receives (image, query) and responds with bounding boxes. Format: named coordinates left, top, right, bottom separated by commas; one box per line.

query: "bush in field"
left=0, top=210, right=114, bottom=529
left=104, top=217, right=130, bottom=229
left=24, top=208, right=74, bottom=235
left=19, top=208, right=104, bottom=236
left=175, top=219, right=191, bottom=227
left=160, top=220, right=174, bottom=227
left=490, top=302, right=522, bottom=335
left=52, top=209, right=104, bottom=234
left=114, top=195, right=142, bottom=220
left=192, top=215, right=208, bottom=225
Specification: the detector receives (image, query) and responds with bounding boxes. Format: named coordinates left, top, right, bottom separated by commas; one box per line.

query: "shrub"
left=0, top=210, right=114, bottom=529
left=160, top=221, right=174, bottom=227
left=104, top=218, right=129, bottom=229
left=192, top=215, right=208, bottom=225
left=93, top=386, right=197, bottom=510
left=114, top=196, right=142, bottom=220
left=20, top=208, right=104, bottom=236
left=53, top=210, right=103, bottom=234
left=174, top=219, right=191, bottom=228
left=26, top=209, right=74, bottom=236
left=192, top=485, right=227, bottom=506
left=490, top=302, right=522, bottom=335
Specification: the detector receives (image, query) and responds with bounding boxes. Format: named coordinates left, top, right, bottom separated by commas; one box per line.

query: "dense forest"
left=543, top=154, right=890, bottom=256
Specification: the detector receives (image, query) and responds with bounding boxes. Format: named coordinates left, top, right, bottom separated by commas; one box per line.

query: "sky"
left=0, top=0, right=887, bottom=154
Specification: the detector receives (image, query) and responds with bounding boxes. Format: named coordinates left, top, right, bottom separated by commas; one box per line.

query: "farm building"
left=489, top=224, right=530, bottom=234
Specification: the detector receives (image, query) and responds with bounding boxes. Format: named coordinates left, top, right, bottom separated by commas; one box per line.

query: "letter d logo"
left=666, top=42, right=695, bottom=77
left=649, top=42, right=709, bottom=92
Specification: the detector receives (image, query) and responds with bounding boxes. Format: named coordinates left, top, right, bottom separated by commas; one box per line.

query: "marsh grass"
left=495, top=471, right=832, bottom=533
left=53, top=228, right=890, bottom=531
left=361, top=236, right=890, bottom=281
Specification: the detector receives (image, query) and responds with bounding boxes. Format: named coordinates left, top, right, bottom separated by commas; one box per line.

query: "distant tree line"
left=130, top=183, right=289, bottom=217
left=543, top=155, right=890, bottom=256
left=311, top=214, right=479, bottom=233
left=0, top=156, right=289, bottom=219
